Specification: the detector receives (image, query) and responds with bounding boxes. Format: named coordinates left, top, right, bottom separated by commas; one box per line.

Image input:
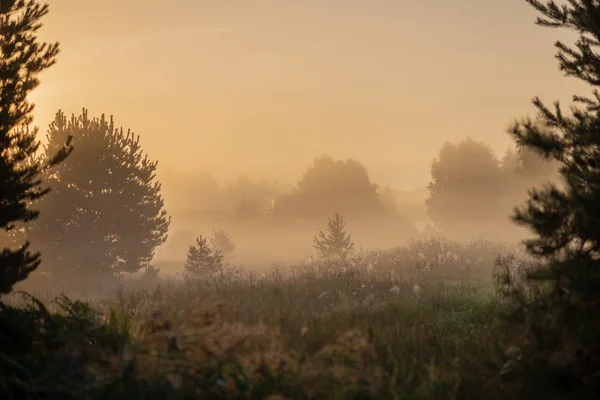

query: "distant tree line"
left=163, top=154, right=418, bottom=229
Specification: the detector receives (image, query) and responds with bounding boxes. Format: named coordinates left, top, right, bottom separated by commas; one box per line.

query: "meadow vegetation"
left=3, top=236, right=527, bottom=400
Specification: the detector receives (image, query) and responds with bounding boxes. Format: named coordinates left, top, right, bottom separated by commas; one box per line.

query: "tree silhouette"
left=184, top=236, right=224, bottom=277
left=232, top=198, right=263, bottom=221
left=499, top=0, right=600, bottom=394
left=271, top=155, right=387, bottom=219
left=209, top=228, right=236, bottom=255
left=0, top=1, right=71, bottom=294
left=226, top=176, right=282, bottom=217
left=313, top=213, right=355, bottom=260
left=28, top=109, right=170, bottom=284
left=426, top=137, right=506, bottom=236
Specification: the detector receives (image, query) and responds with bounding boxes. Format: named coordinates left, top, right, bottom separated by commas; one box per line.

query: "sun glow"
left=29, top=84, right=52, bottom=128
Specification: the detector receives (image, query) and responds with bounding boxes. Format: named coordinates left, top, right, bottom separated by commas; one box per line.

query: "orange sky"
left=31, top=0, right=588, bottom=190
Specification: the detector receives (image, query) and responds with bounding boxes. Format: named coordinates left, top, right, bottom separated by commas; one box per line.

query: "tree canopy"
left=426, top=138, right=506, bottom=235
left=27, top=109, right=169, bottom=284
left=271, top=155, right=389, bottom=219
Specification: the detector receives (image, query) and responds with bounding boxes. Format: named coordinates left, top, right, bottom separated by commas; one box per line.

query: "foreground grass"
left=108, top=279, right=510, bottom=399
left=2, top=237, right=532, bottom=399
left=2, top=274, right=522, bottom=399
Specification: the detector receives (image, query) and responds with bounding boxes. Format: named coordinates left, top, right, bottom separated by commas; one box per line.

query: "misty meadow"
left=1, top=1, right=600, bottom=399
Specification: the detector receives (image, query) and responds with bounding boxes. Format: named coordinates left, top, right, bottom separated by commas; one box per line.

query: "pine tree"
left=0, top=1, right=71, bottom=294
left=184, top=236, right=224, bottom=277
left=209, top=228, right=236, bottom=255
left=27, top=109, right=169, bottom=284
left=501, top=0, right=600, bottom=394
left=313, top=212, right=354, bottom=260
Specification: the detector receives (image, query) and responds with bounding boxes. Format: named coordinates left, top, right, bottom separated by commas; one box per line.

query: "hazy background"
left=25, top=0, right=587, bottom=270
left=32, top=0, right=586, bottom=188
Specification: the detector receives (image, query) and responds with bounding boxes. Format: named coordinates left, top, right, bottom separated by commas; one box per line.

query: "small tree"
left=209, top=228, right=236, bottom=255
left=184, top=236, right=224, bottom=277
left=0, top=1, right=72, bottom=294
left=313, top=212, right=355, bottom=260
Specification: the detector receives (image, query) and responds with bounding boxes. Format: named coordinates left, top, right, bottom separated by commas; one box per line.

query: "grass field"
left=2, top=235, right=533, bottom=399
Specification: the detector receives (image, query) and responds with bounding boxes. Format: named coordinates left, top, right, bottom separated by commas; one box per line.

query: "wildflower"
left=412, top=284, right=422, bottom=297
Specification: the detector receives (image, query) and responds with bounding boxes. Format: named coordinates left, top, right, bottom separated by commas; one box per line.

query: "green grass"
left=96, top=272, right=513, bottom=399
left=1, top=237, right=532, bottom=399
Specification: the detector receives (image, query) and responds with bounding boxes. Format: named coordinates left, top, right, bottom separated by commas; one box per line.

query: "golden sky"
left=31, top=0, right=588, bottom=189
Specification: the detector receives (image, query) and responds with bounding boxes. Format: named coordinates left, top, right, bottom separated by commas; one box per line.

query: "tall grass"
left=1, top=235, right=532, bottom=399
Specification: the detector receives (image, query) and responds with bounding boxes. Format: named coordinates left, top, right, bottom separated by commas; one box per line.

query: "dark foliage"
left=0, top=292, right=130, bottom=399
left=497, top=1, right=600, bottom=397
left=0, top=0, right=71, bottom=294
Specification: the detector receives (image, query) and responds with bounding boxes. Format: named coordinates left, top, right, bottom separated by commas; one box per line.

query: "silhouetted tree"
left=28, top=109, right=170, bottom=284
left=313, top=213, right=355, bottom=260
left=377, top=185, right=399, bottom=215
left=498, top=1, right=600, bottom=395
left=184, top=236, right=223, bottom=277
left=226, top=176, right=282, bottom=216
left=232, top=198, right=263, bottom=221
left=209, top=228, right=236, bottom=255
left=0, top=1, right=71, bottom=294
left=271, top=155, right=387, bottom=219
left=426, top=137, right=506, bottom=237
